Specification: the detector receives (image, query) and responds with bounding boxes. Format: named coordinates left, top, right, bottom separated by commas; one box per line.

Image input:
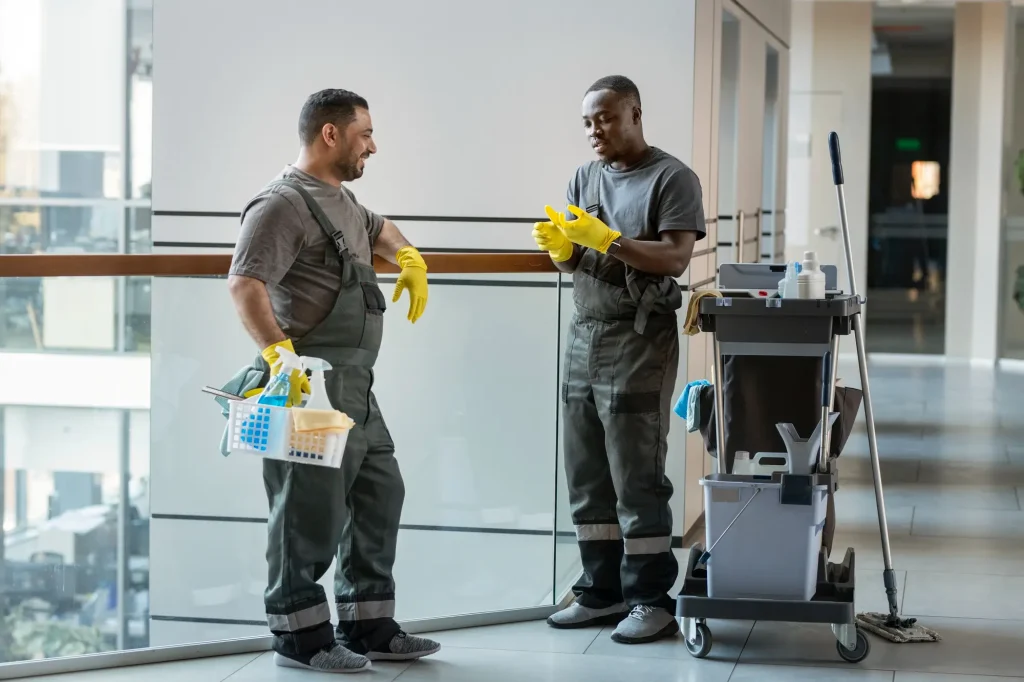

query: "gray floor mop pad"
left=856, top=612, right=942, bottom=643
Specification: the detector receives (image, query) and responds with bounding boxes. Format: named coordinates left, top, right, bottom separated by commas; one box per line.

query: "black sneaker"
left=273, top=642, right=372, bottom=673
left=364, top=631, right=441, bottom=661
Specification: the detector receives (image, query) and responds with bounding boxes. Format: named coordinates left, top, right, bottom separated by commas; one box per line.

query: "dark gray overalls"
left=245, top=179, right=404, bottom=657
left=563, top=174, right=682, bottom=612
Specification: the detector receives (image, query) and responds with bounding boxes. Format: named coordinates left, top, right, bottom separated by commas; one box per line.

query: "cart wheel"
left=685, top=623, right=713, bottom=658
left=836, top=630, right=870, bottom=663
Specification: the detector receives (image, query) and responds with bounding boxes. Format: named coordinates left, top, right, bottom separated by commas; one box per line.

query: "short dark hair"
left=585, top=75, right=641, bottom=107
left=298, top=89, right=369, bottom=145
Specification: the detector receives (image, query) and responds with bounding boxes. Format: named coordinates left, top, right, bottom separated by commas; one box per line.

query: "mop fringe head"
left=856, top=612, right=941, bottom=643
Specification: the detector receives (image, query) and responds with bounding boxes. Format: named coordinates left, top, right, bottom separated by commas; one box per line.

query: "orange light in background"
left=911, top=161, right=940, bottom=200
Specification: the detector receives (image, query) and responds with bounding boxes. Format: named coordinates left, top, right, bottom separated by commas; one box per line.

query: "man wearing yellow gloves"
left=538, top=76, right=705, bottom=644
left=228, top=89, right=439, bottom=674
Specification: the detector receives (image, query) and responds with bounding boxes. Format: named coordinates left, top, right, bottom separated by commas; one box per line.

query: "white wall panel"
left=152, top=0, right=696, bottom=217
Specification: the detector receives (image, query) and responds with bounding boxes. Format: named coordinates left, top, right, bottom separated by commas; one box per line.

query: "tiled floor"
left=27, top=359, right=1024, bottom=680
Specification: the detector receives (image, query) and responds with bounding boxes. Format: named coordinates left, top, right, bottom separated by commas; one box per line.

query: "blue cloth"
left=674, top=379, right=711, bottom=420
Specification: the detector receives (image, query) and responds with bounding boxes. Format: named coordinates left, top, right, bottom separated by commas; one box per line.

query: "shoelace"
left=628, top=605, right=656, bottom=621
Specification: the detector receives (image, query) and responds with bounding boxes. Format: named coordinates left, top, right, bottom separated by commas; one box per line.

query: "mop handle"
left=829, top=132, right=861, bottom=302
left=704, top=488, right=761, bottom=556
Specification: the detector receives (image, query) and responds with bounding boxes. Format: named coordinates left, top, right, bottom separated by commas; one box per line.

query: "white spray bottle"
left=300, top=356, right=335, bottom=410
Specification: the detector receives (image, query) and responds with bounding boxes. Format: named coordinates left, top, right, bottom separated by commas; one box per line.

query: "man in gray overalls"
left=228, top=89, right=439, bottom=673
left=534, top=76, right=705, bottom=644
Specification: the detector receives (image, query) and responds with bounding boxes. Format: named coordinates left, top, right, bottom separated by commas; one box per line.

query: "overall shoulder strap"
left=269, top=178, right=349, bottom=259
left=582, top=164, right=601, bottom=216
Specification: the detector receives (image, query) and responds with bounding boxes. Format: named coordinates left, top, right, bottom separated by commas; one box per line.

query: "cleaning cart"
left=677, top=133, right=906, bottom=663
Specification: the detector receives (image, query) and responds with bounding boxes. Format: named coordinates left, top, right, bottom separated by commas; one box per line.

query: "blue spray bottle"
left=258, top=345, right=303, bottom=407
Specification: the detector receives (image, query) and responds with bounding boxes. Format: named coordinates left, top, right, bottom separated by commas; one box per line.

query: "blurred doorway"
left=866, top=5, right=953, bottom=354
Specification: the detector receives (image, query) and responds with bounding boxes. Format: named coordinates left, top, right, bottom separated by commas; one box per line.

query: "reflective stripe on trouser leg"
left=575, top=523, right=622, bottom=542
left=597, top=316, right=680, bottom=611
left=562, top=317, right=625, bottom=609
left=623, top=536, right=673, bottom=555
left=336, top=598, right=396, bottom=621
left=266, top=602, right=332, bottom=633
left=334, top=376, right=404, bottom=653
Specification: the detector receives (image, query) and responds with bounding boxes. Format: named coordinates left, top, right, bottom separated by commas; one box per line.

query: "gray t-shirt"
left=568, top=146, right=706, bottom=240
left=230, top=166, right=385, bottom=338
left=567, top=147, right=706, bottom=286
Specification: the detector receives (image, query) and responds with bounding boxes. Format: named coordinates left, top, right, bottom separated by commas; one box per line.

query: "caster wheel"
left=685, top=623, right=713, bottom=658
left=837, top=630, right=870, bottom=663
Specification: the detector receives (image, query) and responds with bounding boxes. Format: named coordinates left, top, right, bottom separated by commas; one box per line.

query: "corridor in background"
left=866, top=4, right=952, bottom=355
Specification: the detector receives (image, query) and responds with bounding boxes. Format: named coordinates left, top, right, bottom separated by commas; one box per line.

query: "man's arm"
left=613, top=231, right=697, bottom=278
left=373, top=218, right=412, bottom=263
left=228, top=275, right=288, bottom=350
left=228, top=192, right=304, bottom=348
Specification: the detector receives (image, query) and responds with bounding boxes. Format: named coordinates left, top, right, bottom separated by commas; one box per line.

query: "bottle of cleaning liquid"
left=779, top=261, right=802, bottom=299
left=299, top=356, right=335, bottom=411
left=797, top=251, right=826, bottom=299
left=258, top=345, right=302, bottom=407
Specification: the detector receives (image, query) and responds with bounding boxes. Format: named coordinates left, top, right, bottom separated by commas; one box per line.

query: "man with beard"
left=228, top=88, right=438, bottom=673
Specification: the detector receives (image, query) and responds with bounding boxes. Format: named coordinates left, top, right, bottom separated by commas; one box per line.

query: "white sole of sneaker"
left=366, top=644, right=441, bottom=661
left=274, top=652, right=372, bottom=673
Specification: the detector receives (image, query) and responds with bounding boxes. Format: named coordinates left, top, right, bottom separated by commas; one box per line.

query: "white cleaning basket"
left=226, top=399, right=349, bottom=468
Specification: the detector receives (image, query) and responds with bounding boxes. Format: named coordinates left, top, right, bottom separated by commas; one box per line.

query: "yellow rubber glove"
left=393, top=246, right=428, bottom=323
left=260, top=339, right=311, bottom=407
left=560, top=204, right=622, bottom=254
left=532, top=207, right=574, bottom=262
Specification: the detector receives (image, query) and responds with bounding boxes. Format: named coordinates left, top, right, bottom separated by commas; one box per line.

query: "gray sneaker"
left=610, top=605, right=680, bottom=644
left=274, top=642, right=372, bottom=673
left=365, top=631, right=441, bottom=661
left=547, top=602, right=630, bottom=629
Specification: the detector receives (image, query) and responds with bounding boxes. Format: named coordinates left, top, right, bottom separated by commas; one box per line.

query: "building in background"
left=0, top=0, right=153, bottom=662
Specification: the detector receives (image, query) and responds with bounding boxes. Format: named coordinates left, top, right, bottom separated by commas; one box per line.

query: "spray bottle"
left=300, top=356, right=335, bottom=410
left=257, top=344, right=303, bottom=407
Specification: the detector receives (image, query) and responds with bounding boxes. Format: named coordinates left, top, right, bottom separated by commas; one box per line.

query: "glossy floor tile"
left=419, top=620, right=602, bottom=654
left=902, top=571, right=1024, bottom=620
left=729, top=664, right=896, bottom=681
left=585, top=619, right=753, bottom=662
left=20, top=360, right=1024, bottom=681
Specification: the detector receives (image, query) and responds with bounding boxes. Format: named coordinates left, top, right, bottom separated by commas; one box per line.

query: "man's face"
left=581, top=90, right=640, bottom=164
left=325, top=107, right=377, bottom=182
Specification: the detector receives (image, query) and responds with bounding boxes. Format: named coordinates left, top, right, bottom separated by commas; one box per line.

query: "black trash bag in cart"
left=697, top=355, right=863, bottom=475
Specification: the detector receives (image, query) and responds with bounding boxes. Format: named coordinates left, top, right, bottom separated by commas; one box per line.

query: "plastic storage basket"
left=227, top=399, right=348, bottom=468
left=702, top=474, right=827, bottom=600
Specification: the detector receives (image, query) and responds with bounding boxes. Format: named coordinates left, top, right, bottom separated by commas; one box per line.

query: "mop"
left=829, top=132, right=940, bottom=644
